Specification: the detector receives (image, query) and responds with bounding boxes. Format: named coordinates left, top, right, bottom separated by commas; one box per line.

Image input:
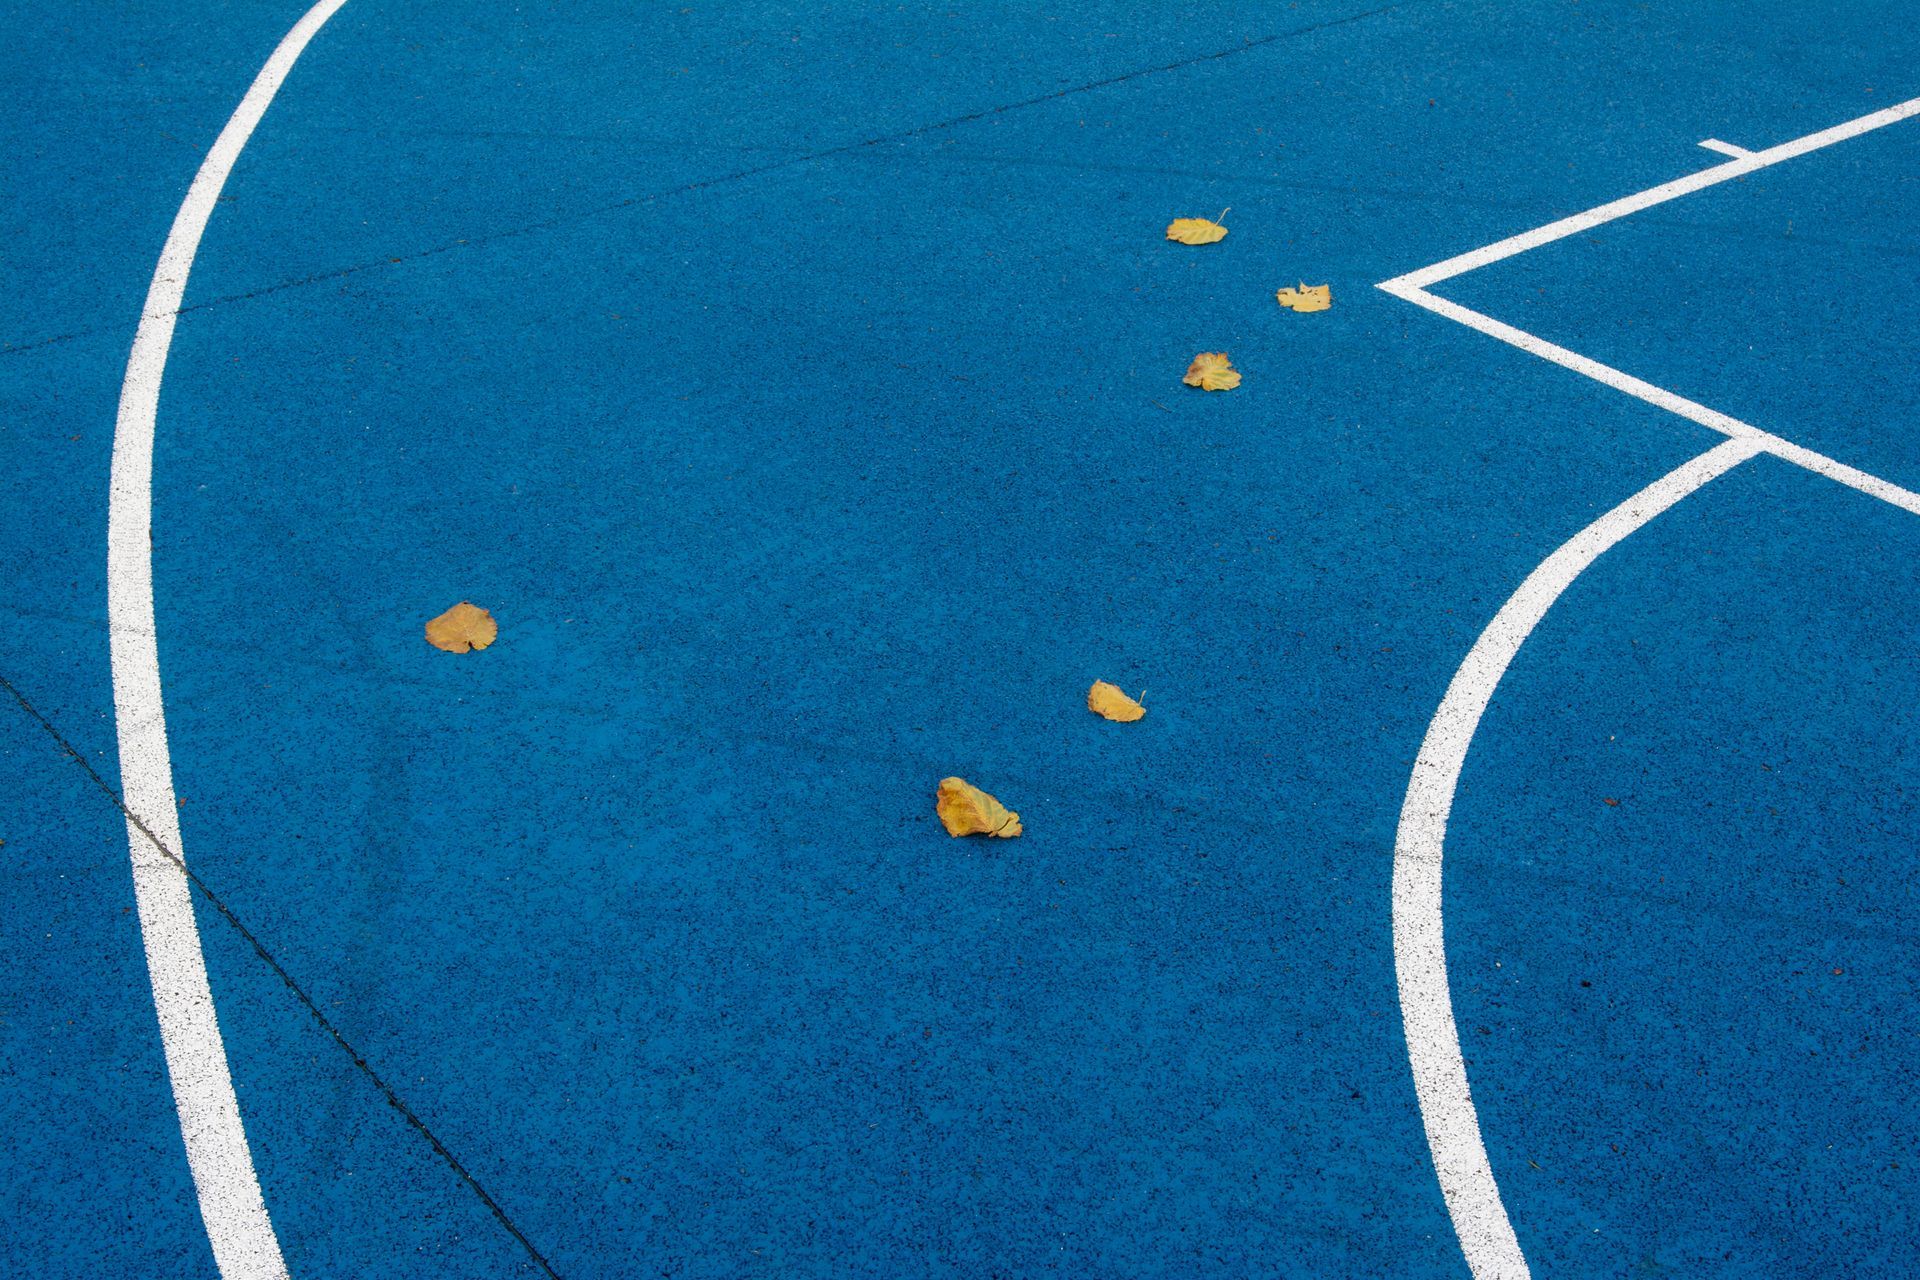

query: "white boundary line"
left=1696, top=138, right=1752, bottom=159
left=99, top=21, right=1918, bottom=1276
left=1384, top=95, right=1920, bottom=292
left=108, top=3, right=348, bottom=1277
left=1378, top=283, right=1920, bottom=516
left=1394, top=435, right=1761, bottom=1280
left=1375, top=92, right=1920, bottom=1280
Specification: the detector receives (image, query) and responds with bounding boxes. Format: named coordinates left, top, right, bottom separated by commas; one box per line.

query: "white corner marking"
left=1376, top=92, right=1920, bottom=1280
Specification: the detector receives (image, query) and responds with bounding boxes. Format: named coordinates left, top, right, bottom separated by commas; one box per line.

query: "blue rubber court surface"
left=4, top=3, right=1918, bottom=1276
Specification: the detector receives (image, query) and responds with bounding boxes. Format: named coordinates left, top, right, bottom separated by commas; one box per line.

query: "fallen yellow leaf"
left=1088, top=680, right=1146, bottom=722
left=1166, top=214, right=1229, bottom=245
left=1184, top=352, right=1241, bottom=391
left=936, top=777, right=1022, bottom=838
left=425, top=601, right=497, bottom=653
left=1276, top=282, right=1332, bottom=313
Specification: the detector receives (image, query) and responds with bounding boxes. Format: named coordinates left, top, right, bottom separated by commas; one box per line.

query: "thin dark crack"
left=0, top=670, right=564, bottom=1279
left=3, top=3, right=1401, bottom=357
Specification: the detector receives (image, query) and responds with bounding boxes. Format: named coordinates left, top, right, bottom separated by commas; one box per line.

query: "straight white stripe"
left=1385, top=95, right=1920, bottom=290
left=1380, top=283, right=1920, bottom=516
left=1759, top=437, right=1920, bottom=516
left=1394, top=436, right=1762, bottom=1280
left=108, top=3, right=349, bottom=1277
left=1696, top=138, right=1752, bottom=159
left=1378, top=282, right=1768, bottom=440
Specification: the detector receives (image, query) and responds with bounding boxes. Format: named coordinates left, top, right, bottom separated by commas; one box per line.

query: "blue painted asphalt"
left=4, top=2, right=1917, bottom=1275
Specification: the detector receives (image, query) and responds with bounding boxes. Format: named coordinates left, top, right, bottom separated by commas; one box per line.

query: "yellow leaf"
left=1276, top=282, right=1332, bottom=313
left=1088, top=680, right=1145, bottom=722
left=1166, top=216, right=1228, bottom=245
left=1183, top=352, right=1241, bottom=391
left=425, top=601, right=497, bottom=653
left=936, top=777, right=1022, bottom=838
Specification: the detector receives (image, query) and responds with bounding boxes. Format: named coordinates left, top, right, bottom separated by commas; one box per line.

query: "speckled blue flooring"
left=3, top=3, right=1917, bottom=1275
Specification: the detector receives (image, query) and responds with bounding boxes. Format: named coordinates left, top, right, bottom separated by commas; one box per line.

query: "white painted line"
left=1383, top=94, right=1920, bottom=290
left=1756, top=436, right=1920, bottom=516
left=1395, top=436, right=1762, bottom=1280
left=1697, top=138, right=1752, bottom=158
left=108, top=3, right=348, bottom=1277
left=1377, top=89, right=1920, bottom=1280
left=1379, top=282, right=1768, bottom=441
left=1380, top=284, right=1920, bottom=515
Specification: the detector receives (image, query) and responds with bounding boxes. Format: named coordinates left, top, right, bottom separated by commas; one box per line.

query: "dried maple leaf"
left=425, top=601, right=497, bottom=652
left=936, top=777, right=1022, bottom=838
left=1183, top=352, right=1240, bottom=391
left=1275, top=282, right=1332, bottom=313
left=1166, top=214, right=1229, bottom=245
left=1087, top=680, right=1145, bottom=722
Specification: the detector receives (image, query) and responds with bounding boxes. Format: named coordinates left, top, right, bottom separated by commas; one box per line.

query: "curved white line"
left=108, top=3, right=348, bottom=1276
left=1392, top=436, right=1762, bottom=1279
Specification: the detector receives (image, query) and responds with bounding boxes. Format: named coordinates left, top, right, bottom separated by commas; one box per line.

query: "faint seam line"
left=1375, top=90, right=1920, bottom=1280
left=104, top=0, right=561, bottom=1274
left=4, top=1, right=1405, bottom=358
left=0, top=671, right=564, bottom=1274
left=11, top=164, right=1919, bottom=365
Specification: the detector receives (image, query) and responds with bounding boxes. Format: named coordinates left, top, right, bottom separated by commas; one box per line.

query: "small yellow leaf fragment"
left=425, top=601, right=497, bottom=653
left=1276, top=282, right=1332, bottom=313
left=1166, top=216, right=1228, bottom=245
left=1183, top=352, right=1241, bottom=391
left=936, top=777, right=1023, bottom=838
left=1088, top=680, right=1146, bottom=722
